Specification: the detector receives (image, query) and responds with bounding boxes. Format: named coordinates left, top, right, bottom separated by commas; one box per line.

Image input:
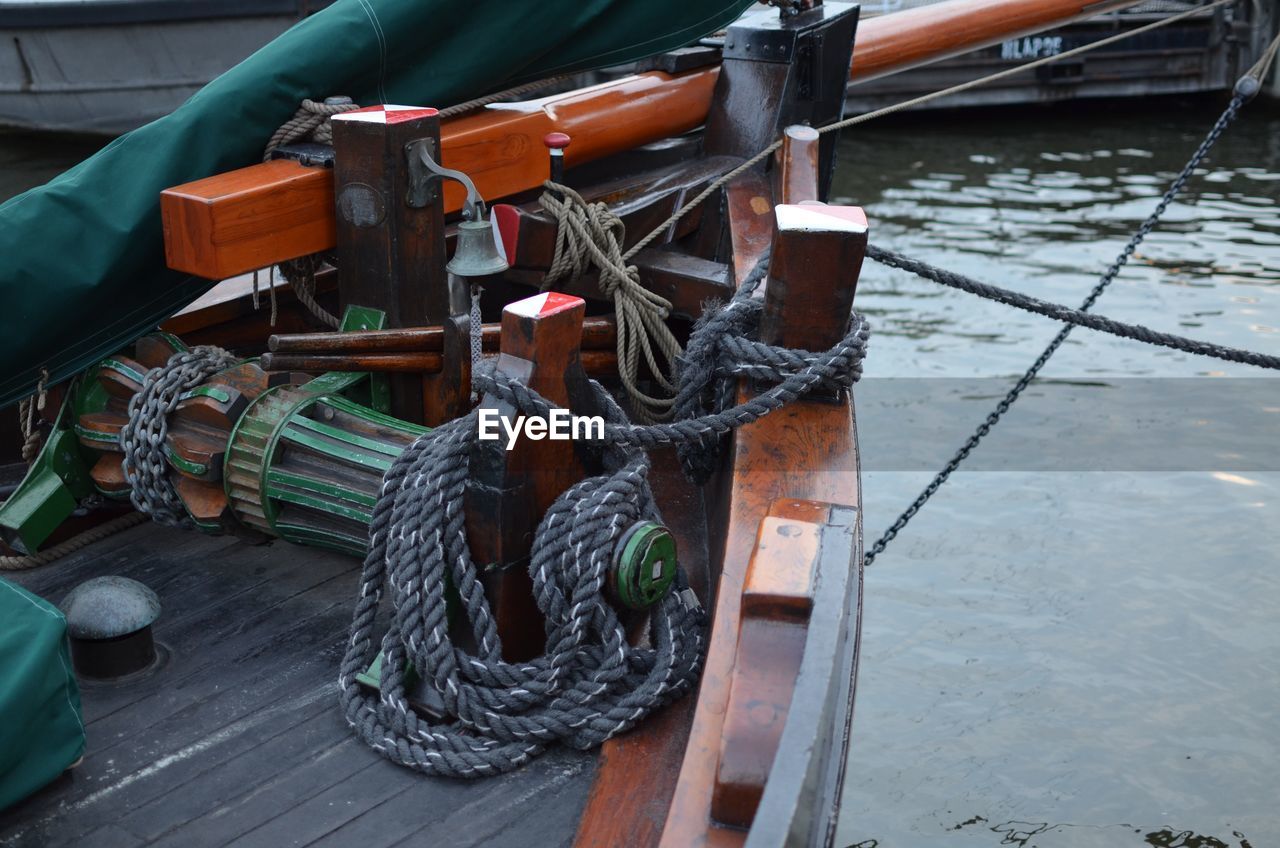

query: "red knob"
left=543, top=132, right=571, bottom=151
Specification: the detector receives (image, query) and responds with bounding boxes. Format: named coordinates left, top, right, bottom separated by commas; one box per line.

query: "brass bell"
left=447, top=215, right=509, bottom=278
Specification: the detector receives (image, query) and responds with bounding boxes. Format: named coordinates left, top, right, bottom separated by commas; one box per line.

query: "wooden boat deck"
left=0, top=521, right=598, bottom=848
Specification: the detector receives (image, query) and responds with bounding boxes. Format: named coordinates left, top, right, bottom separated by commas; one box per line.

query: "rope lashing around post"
left=340, top=387, right=706, bottom=778
left=473, top=253, right=870, bottom=464
left=540, top=181, right=684, bottom=423
left=341, top=251, right=869, bottom=776
left=262, top=97, right=362, bottom=330
left=262, top=97, right=361, bottom=159
left=257, top=76, right=574, bottom=332
left=120, top=346, right=238, bottom=527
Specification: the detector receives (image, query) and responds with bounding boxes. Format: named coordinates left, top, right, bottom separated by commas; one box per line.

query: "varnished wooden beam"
left=258, top=349, right=618, bottom=376
left=161, top=0, right=1145, bottom=283
left=268, top=315, right=617, bottom=355
left=162, top=68, right=719, bottom=281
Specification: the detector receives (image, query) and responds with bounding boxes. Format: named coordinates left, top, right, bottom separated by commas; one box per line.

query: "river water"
left=2, top=95, right=1277, bottom=848
left=831, top=98, right=1279, bottom=848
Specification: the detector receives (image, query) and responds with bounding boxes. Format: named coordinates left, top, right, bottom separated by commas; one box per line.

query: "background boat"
left=0, top=0, right=334, bottom=134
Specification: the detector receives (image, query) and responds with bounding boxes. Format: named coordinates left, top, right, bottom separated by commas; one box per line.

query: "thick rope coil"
left=119, top=346, right=238, bottom=527
left=468, top=253, right=870, bottom=485
left=340, top=386, right=705, bottom=778
left=539, top=182, right=684, bottom=423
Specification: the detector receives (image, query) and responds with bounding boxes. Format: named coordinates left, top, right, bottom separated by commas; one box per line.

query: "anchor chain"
left=865, top=78, right=1256, bottom=566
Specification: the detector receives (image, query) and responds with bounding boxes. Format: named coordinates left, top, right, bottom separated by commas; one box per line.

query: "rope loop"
left=340, top=387, right=705, bottom=778
left=263, top=96, right=360, bottom=161
left=539, top=181, right=682, bottom=423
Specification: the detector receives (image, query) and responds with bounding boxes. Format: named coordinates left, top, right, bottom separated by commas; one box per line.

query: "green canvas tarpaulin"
left=0, top=579, right=85, bottom=811
left=0, top=0, right=751, bottom=409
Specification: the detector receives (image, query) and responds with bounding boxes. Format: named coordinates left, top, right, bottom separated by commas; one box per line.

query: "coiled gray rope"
left=340, top=387, right=705, bottom=777
left=120, top=346, right=237, bottom=527
left=470, top=300, right=869, bottom=461
left=339, top=249, right=871, bottom=776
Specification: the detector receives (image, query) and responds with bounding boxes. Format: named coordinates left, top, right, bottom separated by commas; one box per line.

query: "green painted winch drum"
left=223, top=371, right=427, bottom=556
left=610, top=521, right=678, bottom=610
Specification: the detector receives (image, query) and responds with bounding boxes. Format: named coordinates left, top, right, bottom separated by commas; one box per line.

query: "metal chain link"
left=864, top=89, right=1247, bottom=566
left=119, top=346, right=238, bottom=527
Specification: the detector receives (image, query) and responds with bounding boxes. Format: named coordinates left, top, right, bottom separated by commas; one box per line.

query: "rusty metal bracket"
left=403, top=136, right=440, bottom=209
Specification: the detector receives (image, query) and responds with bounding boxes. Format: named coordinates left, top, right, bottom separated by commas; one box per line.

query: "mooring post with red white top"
left=465, top=291, right=601, bottom=658
left=760, top=203, right=867, bottom=351
left=331, top=105, right=463, bottom=425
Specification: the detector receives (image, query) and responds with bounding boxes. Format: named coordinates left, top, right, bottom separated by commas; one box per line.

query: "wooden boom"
left=161, top=0, right=1145, bottom=281
left=850, top=0, right=1143, bottom=83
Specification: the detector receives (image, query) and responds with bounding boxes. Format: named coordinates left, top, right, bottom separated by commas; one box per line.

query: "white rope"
left=539, top=182, right=682, bottom=422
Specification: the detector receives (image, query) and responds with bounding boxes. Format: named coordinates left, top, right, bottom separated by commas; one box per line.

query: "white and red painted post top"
left=331, top=104, right=439, bottom=125
left=774, top=203, right=868, bottom=234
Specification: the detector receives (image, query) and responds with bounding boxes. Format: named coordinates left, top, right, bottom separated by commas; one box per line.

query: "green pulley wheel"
left=611, top=521, right=678, bottom=610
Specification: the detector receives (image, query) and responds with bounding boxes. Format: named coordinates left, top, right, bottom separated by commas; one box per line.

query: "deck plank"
left=0, top=522, right=599, bottom=848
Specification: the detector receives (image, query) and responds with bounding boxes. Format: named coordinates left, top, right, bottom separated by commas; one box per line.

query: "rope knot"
left=539, top=181, right=681, bottom=423
left=263, top=96, right=360, bottom=161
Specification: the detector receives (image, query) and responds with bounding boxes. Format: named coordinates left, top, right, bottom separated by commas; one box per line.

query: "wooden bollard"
left=465, top=292, right=601, bottom=659
left=331, top=105, right=467, bottom=426
left=759, top=203, right=867, bottom=350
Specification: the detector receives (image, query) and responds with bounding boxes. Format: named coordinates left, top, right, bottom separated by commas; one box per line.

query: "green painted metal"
left=0, top=391, right=96, bottom=554
left=220, top=304, right=438, bottom=554
left=264, top=469, right=378, bottom=509
left=340, top=306, right=385, bottom=333
left=98, top=358, right=146, bottom=385
left=178, top=385, right=232, bottom=405
left=611, top=521, right=679, bottom=610
left=272, top=521, right=368, bottom=557
left=164, top=445, right=208, bottom=478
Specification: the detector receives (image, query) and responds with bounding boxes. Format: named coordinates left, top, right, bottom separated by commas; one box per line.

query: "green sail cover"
left=0, top=579, right=85, bottom=810
left=0, top=0, right=751, bottom=409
